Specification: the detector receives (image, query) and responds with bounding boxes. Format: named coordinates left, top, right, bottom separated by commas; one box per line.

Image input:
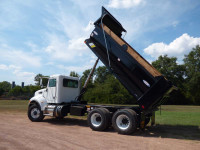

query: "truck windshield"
left=49, top=79, right=56, bottom=87
left=63, top=79, right=78, bottom=88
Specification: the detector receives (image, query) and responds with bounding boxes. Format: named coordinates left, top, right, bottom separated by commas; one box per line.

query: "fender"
left=29, top=89, right=47, bottom=111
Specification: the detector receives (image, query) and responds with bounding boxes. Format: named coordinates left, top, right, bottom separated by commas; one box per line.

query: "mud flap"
left=140, top=112, right=145, bottom=129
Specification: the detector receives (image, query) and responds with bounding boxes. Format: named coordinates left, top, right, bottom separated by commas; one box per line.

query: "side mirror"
left=40, top=78, right=43, bottom=87
left=40, top=78, right=47, bottom=88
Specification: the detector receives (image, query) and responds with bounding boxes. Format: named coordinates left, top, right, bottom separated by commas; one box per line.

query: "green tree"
left=152, top=55, right=188, bottom=104
left=21, top=86, right=40, bottom=97
left=184, top=45, right=200, bottom=104
left=0, top=87, right=4, bottom=96
left=29, top=85, right=41, bottom=96
left=184, top=45, right=200, bottom=78
left=95, top=66, right=111, bottom=83
left=84, top=75, right=136, bottom=104
left=0, top=81, right=11, bottom=92
left=69, top=71, right=79, bottom=77
left=8, top=85, right=40, bottom=97
left=152, top=55, right=185, bottom=88
left=81, top=69, right=94, bottom=88
left=83, top=67, right=136, bottom=104
left=8, top=86, right=22, bottom=96
left=34, top=74, right=43, bottom=86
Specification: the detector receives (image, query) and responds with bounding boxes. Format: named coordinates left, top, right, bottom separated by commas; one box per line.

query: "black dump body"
left=85, top=7, right=173, bottom=112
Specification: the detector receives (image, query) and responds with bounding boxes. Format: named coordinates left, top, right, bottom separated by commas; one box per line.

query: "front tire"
left=112, top=109, right=137, bottom=135
left=28, top=104, right=44, bottom=122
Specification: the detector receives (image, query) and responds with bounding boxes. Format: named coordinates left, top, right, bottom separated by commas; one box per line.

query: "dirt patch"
left=0, top=113, right=199, bottom=150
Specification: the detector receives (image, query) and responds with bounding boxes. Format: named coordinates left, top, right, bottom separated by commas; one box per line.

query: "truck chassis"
left=28, top=100, right=152, bottom=135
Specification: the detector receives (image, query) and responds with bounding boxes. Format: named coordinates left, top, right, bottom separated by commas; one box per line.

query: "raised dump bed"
left=85, top=7, right=173, bottom=112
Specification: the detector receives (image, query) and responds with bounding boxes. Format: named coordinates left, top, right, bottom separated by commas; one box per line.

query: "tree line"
left=0, top=45, right=199, bottom=105
left=0, top=81, right=40, bottom=99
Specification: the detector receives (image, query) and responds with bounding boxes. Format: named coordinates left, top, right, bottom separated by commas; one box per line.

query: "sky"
left=0, top=0, right=200, bottom=85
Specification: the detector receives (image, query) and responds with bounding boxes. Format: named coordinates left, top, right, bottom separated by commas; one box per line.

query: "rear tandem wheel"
left=112, top=109, right=137, bottom=135
left=87, top=108, right=111, bottom=131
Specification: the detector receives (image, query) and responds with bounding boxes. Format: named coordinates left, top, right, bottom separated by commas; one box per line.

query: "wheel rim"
left=116, top=114, right=130, bottom=130
left=31, top=108, right=40, bottom=119
left=91, top=113, right=102, bottom=127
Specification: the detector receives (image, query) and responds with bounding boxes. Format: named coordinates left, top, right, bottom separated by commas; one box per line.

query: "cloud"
left=171, top=20, right=179, bottom=27
left=44, top=2, right=91, bottom=39
left=0, top=64, right=35, bottom=85
left=105, top=0, right=198, bottom=42
left=58, top=64, right=92, bottom=74
left=0, top=1, right=24, bottom=30
left=44, top=34, right=89, bottom=61
left=42, top=1, right=96, bottom=63
left=15, top=71, right=35, bottom=84
left=43, top=4, right=95, bottom=63
left=83, top=21, right=94, bottom=32
left=68, top=37, right=88, bottom=51
left=44, top=34, right=70, bottom=60
left=0, top=39, right=41, bottom=68
left=107, top=0, right=144, bottom=9
left=25, top=41, right=40, bottom=53
left=0, top=64, right=21, bottom=72
left=56, top=53, right=98, bottom=75
left=144, top=33, right=200, bottom=60
left=0, top=64, right=8, bottom=70
left=0, top=48, right=41, bottom=68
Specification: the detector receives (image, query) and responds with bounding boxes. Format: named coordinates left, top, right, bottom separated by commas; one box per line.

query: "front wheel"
left=28, top=104, right=44, bottom=122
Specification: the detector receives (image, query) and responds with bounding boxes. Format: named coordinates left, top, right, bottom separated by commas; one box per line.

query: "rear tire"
left=112, top=109, right=137, bottom=135
left=87, top=108, right=111, bottom=131
left=28, top=104, right=44, bottom=122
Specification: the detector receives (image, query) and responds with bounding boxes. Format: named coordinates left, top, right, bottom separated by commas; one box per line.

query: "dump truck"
left=28, top=7, right=174, bottom=135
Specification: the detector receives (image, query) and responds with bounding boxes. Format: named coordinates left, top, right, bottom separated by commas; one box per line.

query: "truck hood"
left=34, top=88, right=46, bottom=96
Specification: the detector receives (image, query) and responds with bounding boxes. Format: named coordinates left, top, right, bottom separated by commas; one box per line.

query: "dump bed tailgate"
left=85, top=7, right=173, bottom=112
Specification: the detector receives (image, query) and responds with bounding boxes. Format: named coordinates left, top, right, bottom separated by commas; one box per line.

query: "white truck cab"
left=28, top=75, right=81, bottom=121
left=45, top=75, right=80, bottom=104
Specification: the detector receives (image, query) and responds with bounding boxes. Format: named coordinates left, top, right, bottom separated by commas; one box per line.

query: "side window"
left=63, top=79, right=78, bottom=88
left=49, top=79, right=56, bottom=87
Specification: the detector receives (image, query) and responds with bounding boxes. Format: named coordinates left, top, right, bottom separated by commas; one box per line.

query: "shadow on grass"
left=44, top=117, right=200, bottom=141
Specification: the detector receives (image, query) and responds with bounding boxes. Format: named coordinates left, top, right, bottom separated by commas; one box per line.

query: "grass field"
left=0, top=100, right=200, bottom=126
left=155, top=105, right=200, bottom=126
left=0, top=100, right=29, bottom=113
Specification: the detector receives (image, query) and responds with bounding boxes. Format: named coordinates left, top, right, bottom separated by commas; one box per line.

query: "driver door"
left=46, top=78, right=56, bottom=103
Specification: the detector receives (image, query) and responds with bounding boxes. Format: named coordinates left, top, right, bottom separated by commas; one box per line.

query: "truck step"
left=43, top=114, right=53, bottom=116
